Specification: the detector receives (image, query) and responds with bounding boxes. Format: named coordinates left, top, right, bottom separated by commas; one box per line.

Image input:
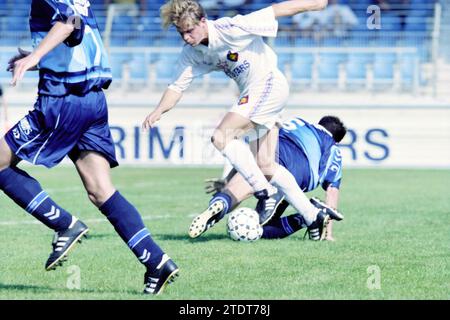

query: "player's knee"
left=86, top=186, right=114, bottom=207
left=211, top=132, right=226, bottom=151
left=0, top=139, right=17, bottom=171
left=258, top=160, right=276, bottom=176
left=86, top=190, right=102, bottom=207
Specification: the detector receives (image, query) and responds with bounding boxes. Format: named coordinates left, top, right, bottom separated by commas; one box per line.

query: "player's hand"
left=7, top=48, right=38, bottom=73
left=10, top=52, right=41, bottom=86
left=204, top=178, right=226, bottom=194
left=142, top=110, right=162, bottom=131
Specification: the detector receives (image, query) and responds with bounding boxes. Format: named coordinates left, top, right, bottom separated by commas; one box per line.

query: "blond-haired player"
left=142, top=0, right=334, bottom=240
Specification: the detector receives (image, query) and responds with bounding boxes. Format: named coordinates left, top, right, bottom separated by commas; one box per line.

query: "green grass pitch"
left=0, top=167, right=449, bottom=300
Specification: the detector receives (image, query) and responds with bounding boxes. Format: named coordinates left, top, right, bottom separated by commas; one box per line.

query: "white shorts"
left=230, top=70, right=289, bottom=134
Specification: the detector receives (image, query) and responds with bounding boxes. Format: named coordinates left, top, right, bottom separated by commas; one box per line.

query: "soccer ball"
left=227, top=207, right=263, bottom=242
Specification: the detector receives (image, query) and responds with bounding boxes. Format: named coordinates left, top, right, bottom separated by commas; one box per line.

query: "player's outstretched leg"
left=212, top=113, right=280, bottom=227
left=189, top=192, right=232, bottom=238
left=75, top=151, right=179, bottom=294
left=99, top=191, right=179, bottom=295
left=0, top=166, right=88, bottom=270
left=262, top=213, right=307, bottom=239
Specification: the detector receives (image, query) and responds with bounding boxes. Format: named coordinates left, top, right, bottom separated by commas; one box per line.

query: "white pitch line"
left=0, top=215, right=171, bottom=227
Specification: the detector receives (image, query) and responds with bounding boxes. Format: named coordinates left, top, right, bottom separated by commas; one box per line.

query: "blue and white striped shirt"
left=30, top=0, right=112, bottom=96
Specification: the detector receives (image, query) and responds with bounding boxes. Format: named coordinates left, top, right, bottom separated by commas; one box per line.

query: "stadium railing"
left=0, top=0, right=448, bottom=97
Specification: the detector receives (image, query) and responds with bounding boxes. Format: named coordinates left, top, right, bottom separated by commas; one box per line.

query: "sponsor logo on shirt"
left=217, top=60, right=251, bottom=79
left=19, top=118, right=32, bottom=136
left=73, top=0, right=91, bottom=17
left=226, top=51, right=239, bottom=62
left=12, top=128, right=20, bottom=139
left=238, top=95, right=249, bottom=105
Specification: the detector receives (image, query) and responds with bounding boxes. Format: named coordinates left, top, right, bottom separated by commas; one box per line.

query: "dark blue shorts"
left=277, top=136, right=310, bottom=191
left=5, top=90, right=118, bottom=168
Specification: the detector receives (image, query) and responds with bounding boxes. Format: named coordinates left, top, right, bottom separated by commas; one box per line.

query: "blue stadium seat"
left=291, top=53, right=314, bottom=84
left=346, top=59, right=367, bottom=82
left=373, top=56, right=395, bottom=82
left=294, top=37, right=316, bottom=47
left=155, top=56, right=178, bottom=82
left=318, top=59, right=340, bottom=83
left=128, top=35, right=151, bottom=47
left=112, top=15, right=135, bottom=32
left=346, top=53, right=373, bottom=83
left=110, top=52, right=133, bottom=81
left=398, top=36, right=430, bottom=62
left=404, top=16, right=429, bottom=32
left=277, top=52, right=293, bottom=73
left=0, top=35, right=19, bottom=46
left=274, top=35, right=293, bottom=47
left=293, top=53, right=314, bottom=64
left=351, top=15, right=370, bottom=32
left=346, top=34, right=371, bottom=47
left=0, top=52, right=12, bottom=80
left=129, top=53, right=149, bottom=81
left=380, top=12, right=402, bottom=32
left=348, top=53, right=374, bottom=64
left=319, top=52, right=347, bottom=64
left=399, top=53, right=421, bottom=86
left=147, top=0, right=167, bottom=10
left=321, top=37, right=343, bottom=47
left=374, top=52, right=397, bottom=63
left=6, top=16, right=29, bottom=32
left=291, top=61, right=313, bottom=84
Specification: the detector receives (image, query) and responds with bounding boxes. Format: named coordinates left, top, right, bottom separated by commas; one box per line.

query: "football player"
left=142, top=0, right=332, bottom=239
left=0, top=0, right=178, bottom=294
left=190, top=115, right=346, bottom=241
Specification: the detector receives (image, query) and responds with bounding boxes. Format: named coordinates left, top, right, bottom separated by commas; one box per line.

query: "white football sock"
left=270, top=165, right=318, bottom=226
left=221, top=159, right=234, bottom=180
left=221, top=139, right=272, bottom=193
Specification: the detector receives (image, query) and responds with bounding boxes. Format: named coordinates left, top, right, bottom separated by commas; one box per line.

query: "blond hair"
left=160, top=0, right=206, bottom=30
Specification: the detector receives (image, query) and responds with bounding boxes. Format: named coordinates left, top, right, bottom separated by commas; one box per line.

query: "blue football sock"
left=0, top=167, right=73, bottom=231
left=210, top=192, right=232, bottom=217
left=262, top=213, right=306, bottom=239
left=99, top=191, right=164, bottom=271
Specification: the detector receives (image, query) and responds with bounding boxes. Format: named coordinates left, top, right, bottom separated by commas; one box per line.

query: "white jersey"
left=168, top=6, right=280, bottom=93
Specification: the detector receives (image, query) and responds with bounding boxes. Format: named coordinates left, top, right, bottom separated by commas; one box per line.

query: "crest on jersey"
left=72, top=0, right=91, bottom=17
left=238, top=95, right=249, bottom=105
left=227, top=51, right=239, bottom=62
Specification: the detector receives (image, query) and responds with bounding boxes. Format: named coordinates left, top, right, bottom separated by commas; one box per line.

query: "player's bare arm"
left=325, top=186, right=340, bottom=241
left=142, top=88, right=183, bottom=130
left=272, top=0, right=328, bottom=18
left=10, top=21, right=75, bottom=86
left=325, top=186, right=339, bottom=209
